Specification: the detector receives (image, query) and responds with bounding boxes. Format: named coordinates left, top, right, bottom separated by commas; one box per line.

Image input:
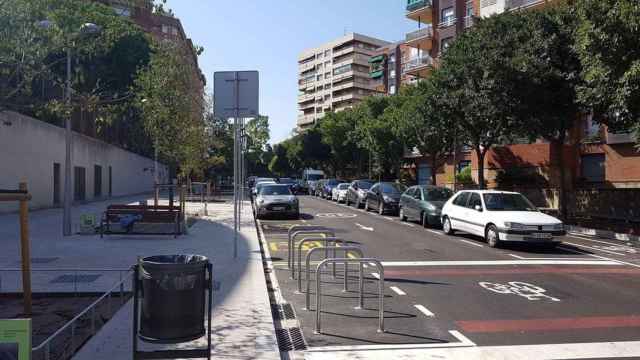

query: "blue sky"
left=165, top=0, right=415, bottom=144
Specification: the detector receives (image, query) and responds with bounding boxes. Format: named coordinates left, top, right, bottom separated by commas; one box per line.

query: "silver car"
left=255, top=184, right=300, bottom=219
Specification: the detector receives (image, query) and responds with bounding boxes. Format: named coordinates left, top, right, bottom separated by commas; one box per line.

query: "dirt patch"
left=1, top=293, right=129, bottom=360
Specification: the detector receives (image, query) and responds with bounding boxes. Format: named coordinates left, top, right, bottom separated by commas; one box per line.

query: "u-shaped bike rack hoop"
left=288, top=229, right=335, bottom=270
left=303, top=246, right=364, bottom=309
left=295, top=236, right=343, bottom=280
left=315, top=258, right=385, bottom=334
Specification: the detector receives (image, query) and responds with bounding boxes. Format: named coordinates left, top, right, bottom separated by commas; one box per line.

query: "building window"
left=390, top=85, right=396, bottom=95
left=457, top=160, right=471, bottom=173
left=441, top=37, right=454, bottom=53
left=441, top=7, right=455, bottom=26
left=389, top=55, right=396, bottom=64
left=466, top=0, right=474, bottom=16
left=581, top=154, right=605, bottom=182
left=74, top=166, right=86, bottom=202
left=390, top=69, right=396, bottom=78
left=324, top=72, right=331, bottom=79
left=324, top=50, right=331, bottom=57
left=316, top=74, right=322, bottom=81
left=333, top=64, right=352, bottom=76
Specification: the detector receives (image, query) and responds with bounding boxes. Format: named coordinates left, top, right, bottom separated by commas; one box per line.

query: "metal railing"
left=304, top=246, right=364, bottom=310
left=438, top=17, right=457, bottom=28
left=507, top=0, right=545, bottom=9
left=464, top=15, right=475, bottom=28
left=296, top=238, right=346, bottom=290
left=0, top=268, right=130, bottom=295
left=402, top=54, right=433, bottom=73
left=406, top=26, right=433, bottom=42
left=31, top=269, right=133, bottom=360
left=287, top=226, right=335, bottom=269
left=290, top=234, right=339, bottom=279
left=315, top=258, right=385, bottom=334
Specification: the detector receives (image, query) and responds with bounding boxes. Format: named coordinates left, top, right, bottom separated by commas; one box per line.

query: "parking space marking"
left=479, top=281, right=561, bottom=302
left=305, top=330, right=475, bottom=351
left=563, top=241, right=627, bottom=256
left=414, top=304, right=435, bottom=317
left=390, top=286, right=406, bottom=296
left=458, top=315, right=640, bottom=333
left=369, top=262, right=376, bottom=267
left=459, top=239, right=484, bottom=247
left=424, top=229, right=442, bottom=235
left=567, top=234, right=631, bottom=247
left=401, top=222, right=415, bottom=228
left=383, top=216, right=395, bottom=221
left=380, top=259, right=620, bottom=266
left=371, top=272, right=380, bottom=279
left=362, top=263, right=368, bottom=268
left=355, top=223, right=374, bottom=231
left=508, top=253, right=587, bottom=260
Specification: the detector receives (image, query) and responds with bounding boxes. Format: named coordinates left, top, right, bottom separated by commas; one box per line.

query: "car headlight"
left=382, top=195, right=392, bottom=203
left=553, top=223, right=564, bottom=231
left=425, top=203, right=436, bottom=211
left=504, top=222, right=525, bottom=230
left=358, top=190, right=366, bottom=196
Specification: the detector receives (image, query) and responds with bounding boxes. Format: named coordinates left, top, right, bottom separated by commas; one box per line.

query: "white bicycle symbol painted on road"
left=316, top=213, right=357, bottom=218
left=479, top=281, right=561, bottom=302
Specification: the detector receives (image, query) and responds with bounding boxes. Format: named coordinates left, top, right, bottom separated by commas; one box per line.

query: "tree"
left=574, top=0, right=640, bottom=140
left=268, top=144, right=292, bottom=177
left=298, top=126, right=331, bottom=169
left=512, top=6, right=583, bottom=219
left=354, top=96, right=405, bottom=180
left=394, top=76, right=454, bottom=186
left=438, top=12, right=531, bottom=189
left=319, top=110, right=363, bottom=177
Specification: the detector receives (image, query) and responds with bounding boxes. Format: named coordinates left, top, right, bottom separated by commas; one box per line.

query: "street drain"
left=282, top=303, right=296, bottom=320
left=271, top=304, right=283, bottom=320
left=275, top=327, right=307, bottom=351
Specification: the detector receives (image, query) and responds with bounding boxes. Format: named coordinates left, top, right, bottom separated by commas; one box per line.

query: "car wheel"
left=399, top=207, right=407, bottom=222
left=486, top=224, right=501, bottom=248
left=294, top=211, right=300, bottom=219
left=443, top=216, right=454, bottom=235
left=378, top=202, right=384, bottom=215
left=421, top=212, right=428, bottom=228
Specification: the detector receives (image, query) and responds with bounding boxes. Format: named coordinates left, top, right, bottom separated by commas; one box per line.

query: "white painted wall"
left=480, top=0, right=507, bottom=17
left=0, top=111, right=168, bottom=212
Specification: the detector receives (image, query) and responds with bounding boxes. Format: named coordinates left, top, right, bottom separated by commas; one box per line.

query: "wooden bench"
left=100, top=204, right=182, bottom=238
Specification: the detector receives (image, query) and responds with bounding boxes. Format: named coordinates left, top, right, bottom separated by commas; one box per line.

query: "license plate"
left=531, top=233, right=551, bottom=239
left=272, top=206, right=285, bottom=211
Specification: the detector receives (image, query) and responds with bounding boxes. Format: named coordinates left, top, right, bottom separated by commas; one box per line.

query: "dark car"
left=346, top=179, right=374, bottom=208
left=399, top=185, right=454, bottom=227
left=320, top=179, right=340, bottom=199
left=365, top=182, right=407, bottom=215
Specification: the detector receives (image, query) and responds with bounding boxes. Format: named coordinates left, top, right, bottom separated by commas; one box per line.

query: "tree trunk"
left=431, top=155, right=438, bottom=186
left=476, top=147, right=487, bottom=190
left=556, top=137, right=568, bottom=221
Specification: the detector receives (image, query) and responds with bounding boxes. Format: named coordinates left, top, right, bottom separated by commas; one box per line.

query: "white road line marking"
left=371, top=272, right=380, bottom=279
left=459, top=239, right=484, bottom=247
left=508, top=253, right=586, bottom=260
left=425, top=229, right=442, bottom=235
left=383, top=216, right=395, bottom=221
left=561, top=246, right=640, bottom=270
left=306, top=330, right=475, bottom=352
left=354, top=223, right=374, bottom=231
left=380, top=259, right=620, bottom=266
left=401, top=222, right=415, bottom=227
left=569, top=235, right=637, bottom=248
left=390, top=286, right=406, bottom=295
left=369, top=262, right=376, bottom=267
left=362, top=264, right=368, bottom=268
left=563, top=241, right=627, bottom=256
left=414, top=304, right=435, bottom=317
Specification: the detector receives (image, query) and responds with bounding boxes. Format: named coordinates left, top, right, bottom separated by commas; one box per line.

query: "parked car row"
left=313, top=180, right=566, bottom=248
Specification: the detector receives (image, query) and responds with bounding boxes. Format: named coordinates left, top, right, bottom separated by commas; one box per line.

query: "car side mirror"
left=474, top=205, right=482, bottom=212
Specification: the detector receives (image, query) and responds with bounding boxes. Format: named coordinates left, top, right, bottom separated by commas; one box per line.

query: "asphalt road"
left=258, top=194, right=640, bottom=356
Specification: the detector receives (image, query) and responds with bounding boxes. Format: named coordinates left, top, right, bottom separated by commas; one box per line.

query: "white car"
left=440, top=190, right=565, bottom=248
left=331, top=183, right=349, bottom=202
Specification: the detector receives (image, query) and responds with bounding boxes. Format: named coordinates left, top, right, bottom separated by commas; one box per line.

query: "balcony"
left=297, top=93, right=315, bottom=103
left=438, top=17, right=457, bottom=28
left=606, top=130, right=635, bottom=145
left=297, top=114, right=315, bottom=126
left=507, top=0, right=554, bottom=10
left=405, top=26, right=433, bottom=50
left=406, top=0, right=433, bottom=23
left=402, top=54, right=433, bottom=78
left=464, top=16, right=475, bottom=29
left=370, top=69, right=384, bottom=79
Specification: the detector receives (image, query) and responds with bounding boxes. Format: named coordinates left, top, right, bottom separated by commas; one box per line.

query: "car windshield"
left=307, top=174, right=323, bottom=180
left=278, top=178, right=295, bottom=184
left=483, top=193, right=537, bottom=211
left=358, top=181, right=373, bottom=189
left=326, top=179, right=339, bottom=185
left=380, top=183, right=406, bottom=194
left=260, top=185, right=292, bottom=196
left=423, top=188, right=453, bottom=201
left=337, top=184, right=349, bottom=190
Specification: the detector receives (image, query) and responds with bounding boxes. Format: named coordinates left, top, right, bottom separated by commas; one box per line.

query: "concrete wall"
left=0, top=111, right=168, bottom=212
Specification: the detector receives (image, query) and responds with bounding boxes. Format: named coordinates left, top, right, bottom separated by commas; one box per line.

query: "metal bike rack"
left=315, top=258, right=385, bottom=334
left=292, top=236, right=341, bottom=279
left=303, top=246, right=364, bottom=310
left=288, top=229, right=335, bottom=270
left=296, top=241, right=353, bottom=292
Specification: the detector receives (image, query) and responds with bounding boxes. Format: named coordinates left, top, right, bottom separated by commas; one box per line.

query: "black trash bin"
left=138, top=254, right=209, bottom=343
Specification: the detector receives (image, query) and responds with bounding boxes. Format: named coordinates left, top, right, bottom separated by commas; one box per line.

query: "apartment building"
left=297, top=33, right=390, bottom=129
left=369, top=42, right=413, bottom=96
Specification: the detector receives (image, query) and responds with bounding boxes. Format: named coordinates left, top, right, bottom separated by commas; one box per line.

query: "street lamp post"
left=39, top=21, right=101, bottom=236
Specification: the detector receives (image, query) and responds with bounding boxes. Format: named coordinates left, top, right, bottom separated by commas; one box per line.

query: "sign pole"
left=233, top=71, right=239, bottom=259
left=19, top=182, right=32, bottom=315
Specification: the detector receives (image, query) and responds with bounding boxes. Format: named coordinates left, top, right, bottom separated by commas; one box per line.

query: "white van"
left=302, top=169, right=325, bottom=195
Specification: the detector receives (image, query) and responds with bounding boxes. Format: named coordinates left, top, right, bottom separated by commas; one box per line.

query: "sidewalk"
left=71, top=199, right=279, bottom=359
left=0, top=195, right=279, bottom=359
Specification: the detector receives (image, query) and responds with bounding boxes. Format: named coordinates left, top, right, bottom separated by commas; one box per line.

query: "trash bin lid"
left=142, top=255, right=208, bottom=265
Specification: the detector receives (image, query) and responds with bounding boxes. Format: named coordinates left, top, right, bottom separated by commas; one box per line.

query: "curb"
left=567, top=225, right=640, bottom=245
